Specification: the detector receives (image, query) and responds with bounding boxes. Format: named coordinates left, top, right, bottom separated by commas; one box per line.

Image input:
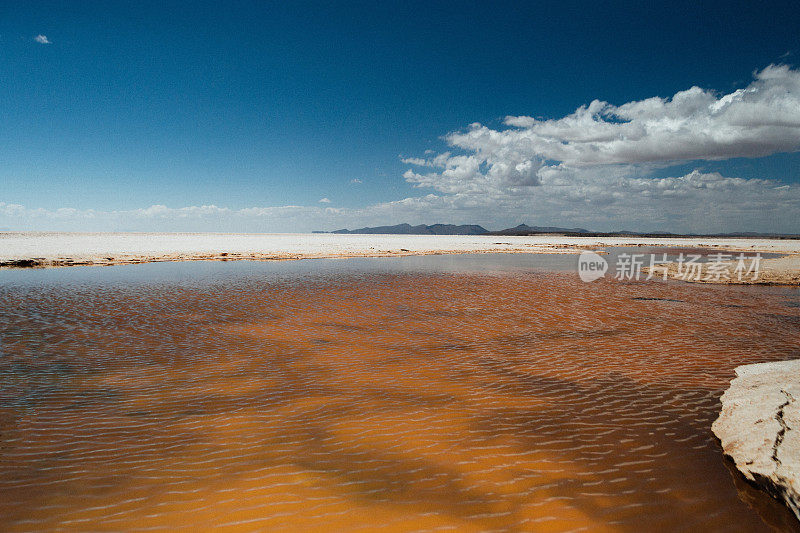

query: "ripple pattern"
left=1, top=268, right=800, bottom=531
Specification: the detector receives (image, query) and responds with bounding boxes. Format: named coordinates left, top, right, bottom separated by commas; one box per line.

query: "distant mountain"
left=328, top=223, right=489, bottom=235
left=318, top=222, right=800, bottom=239
left=491, top=224, right=591, bottom=235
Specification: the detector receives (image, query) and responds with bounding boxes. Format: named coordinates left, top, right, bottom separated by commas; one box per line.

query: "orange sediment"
left=1, top=269, right=799, bottom=531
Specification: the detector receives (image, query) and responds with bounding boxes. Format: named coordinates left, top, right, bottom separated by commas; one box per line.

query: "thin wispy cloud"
left=34, top=35, right=51, bottom=44
left=3, top=170, right=800, bottom=234
left=318, top=197, right=331, bottom=203
left=350, top=178, right=362, bottom=184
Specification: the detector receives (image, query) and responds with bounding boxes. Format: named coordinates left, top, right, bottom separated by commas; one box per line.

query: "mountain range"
left=317, top=223, right=800, bottom=238
left=492, top=224, right=590, bottom=235
left=322, top=223, right=589, bottom=235
left=327, top=223, right=490, bottom=235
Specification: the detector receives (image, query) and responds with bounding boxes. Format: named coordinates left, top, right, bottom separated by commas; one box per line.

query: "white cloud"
left=350, top=178, right=362, bottom=184
left=34, top=35, right=51, bottom=44
left=403, top=65, right=800, bottom=198
left=318, top=197, right=331, bottom=203
left=0, top=203, right=329, bottom=232
left=390, top=65, right=800, bottom=233
left=400, top=157, right=428, bottom=166
left=2, top=171, right=799, bottom=235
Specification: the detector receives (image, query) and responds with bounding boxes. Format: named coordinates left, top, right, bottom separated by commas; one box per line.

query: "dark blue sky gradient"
left=1, top=0, right=798, bottom=210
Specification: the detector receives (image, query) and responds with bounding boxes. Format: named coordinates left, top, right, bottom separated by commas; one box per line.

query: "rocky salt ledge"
left=713, top=360, right=800, bottom=521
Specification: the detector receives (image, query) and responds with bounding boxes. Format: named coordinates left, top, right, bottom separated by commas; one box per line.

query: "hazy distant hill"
left=490, top=224, right=591, bottom=235
left=315, top=223, right=800, bottom=239
left=327, top=223, right=489, bottom=235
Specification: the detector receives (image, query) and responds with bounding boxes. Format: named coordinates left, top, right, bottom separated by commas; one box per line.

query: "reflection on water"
left=1, top=254, right=799, bottom=531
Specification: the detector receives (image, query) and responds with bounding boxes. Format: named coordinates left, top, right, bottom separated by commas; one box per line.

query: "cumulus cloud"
left=34, top=35, right=51, bottom=44
left=391, top=65, right=800, bottom=233
left=403, top=65, right=800, bottom=198
left=350, top=178, right=362, bottom=184
left=318, top=198, right=331, bottom=204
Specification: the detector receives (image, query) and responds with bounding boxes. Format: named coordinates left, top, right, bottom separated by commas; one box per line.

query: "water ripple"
left=1, top=264, right=799, bottom=531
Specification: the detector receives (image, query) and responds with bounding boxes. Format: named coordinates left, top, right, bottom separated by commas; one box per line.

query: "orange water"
left=1, top=260, right=799, bottom=531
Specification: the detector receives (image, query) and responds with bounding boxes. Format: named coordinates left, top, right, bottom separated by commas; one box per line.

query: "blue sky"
left=2, top=1, right=800, bottom=232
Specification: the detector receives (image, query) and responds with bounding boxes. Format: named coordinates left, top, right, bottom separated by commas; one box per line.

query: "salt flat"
left=1, top=232, right=800, bottom=268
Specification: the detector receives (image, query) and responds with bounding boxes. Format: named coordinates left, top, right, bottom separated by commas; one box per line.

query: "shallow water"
left=1, top=253, right=799, bottom=531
